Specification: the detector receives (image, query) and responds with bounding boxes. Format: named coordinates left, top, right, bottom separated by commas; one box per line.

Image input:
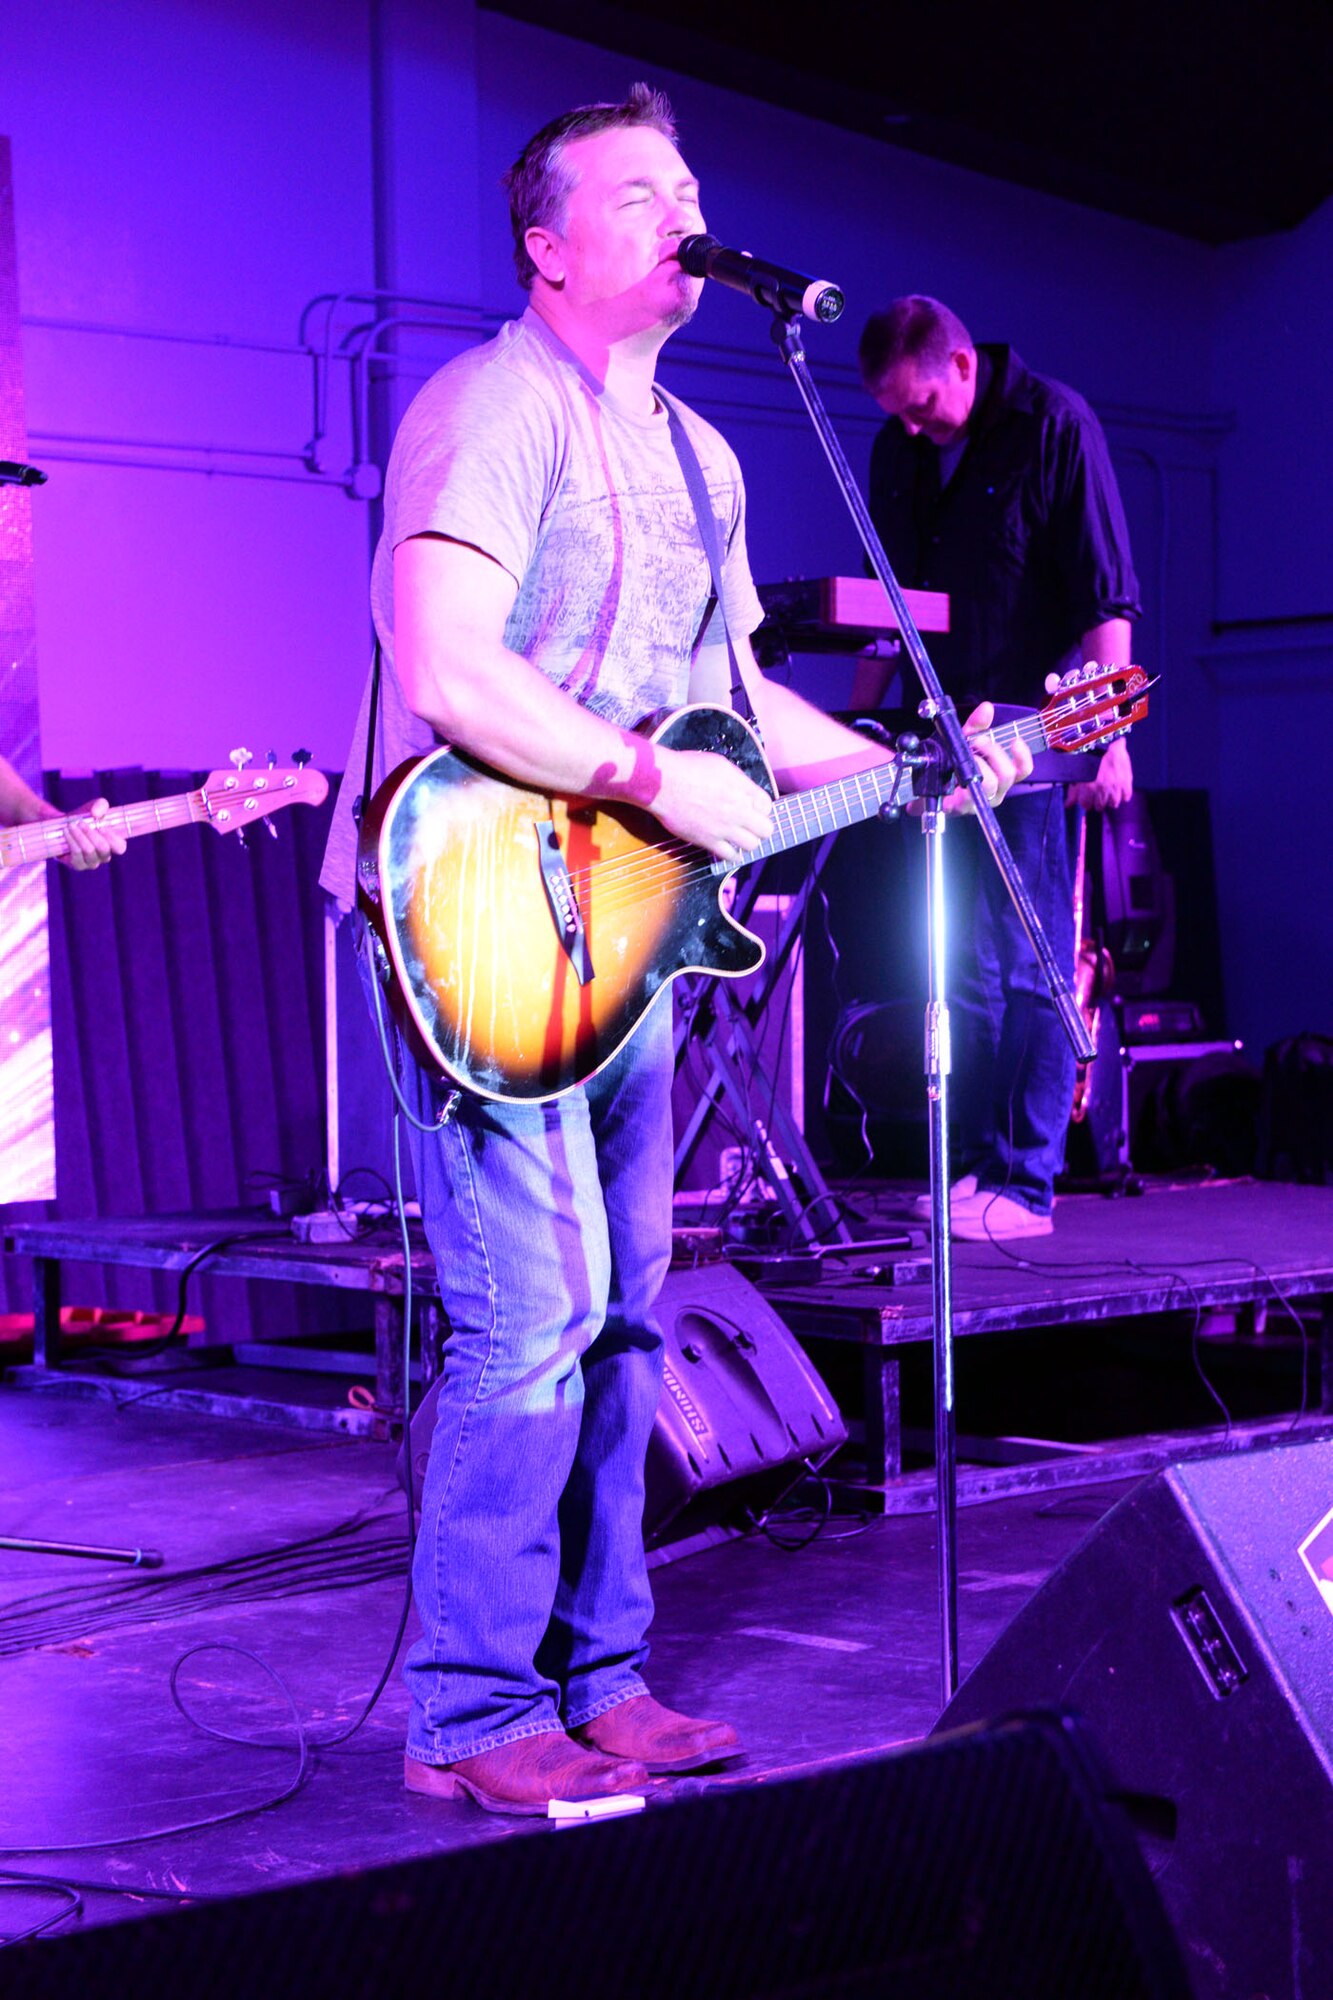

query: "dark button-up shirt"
left=867, top=344, right=1141, bottom=710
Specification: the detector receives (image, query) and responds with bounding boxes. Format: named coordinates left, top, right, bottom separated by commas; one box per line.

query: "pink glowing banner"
left=0, top=137, right=55, bottom=1201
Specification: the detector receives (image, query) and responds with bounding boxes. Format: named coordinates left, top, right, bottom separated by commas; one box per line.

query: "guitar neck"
left=732, top=712, right=1049, bottom=869
left=0, top=789, right=206, bottom=869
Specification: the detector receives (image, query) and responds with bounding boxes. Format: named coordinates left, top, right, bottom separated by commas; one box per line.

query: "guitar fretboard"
left=0, top=768, right=326, bottom=868
left=0, top=792, right=208, bottom=869
left=714, top=712, right=1052, bottom=871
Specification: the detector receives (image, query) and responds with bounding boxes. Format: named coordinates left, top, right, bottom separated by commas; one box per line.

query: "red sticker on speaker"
left=1297, top=1502, right=1333, bottom=1616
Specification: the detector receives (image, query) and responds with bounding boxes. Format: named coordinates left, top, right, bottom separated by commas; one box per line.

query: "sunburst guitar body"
left=358, top=667, right=1152, bottom=1103
left=358, top=706, right=775, bottom=1102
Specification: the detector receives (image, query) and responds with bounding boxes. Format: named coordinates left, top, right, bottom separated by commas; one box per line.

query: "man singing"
left=321, top=90, right=1029, bottom=1814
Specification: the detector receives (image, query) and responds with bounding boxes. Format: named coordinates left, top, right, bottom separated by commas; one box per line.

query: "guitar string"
left=555, top=700, right=1129, bottom=908
left=0, top=678, right=1138, bottom=867
left=381, top=692, right=1142, bottom=959
left=0, top=797, right=202, bottom=862
left=0, top=684, right=1133, bottom=868
left=555, top=736, right=1020, bottom=916
left=556, top=715, right=1022, bottom=899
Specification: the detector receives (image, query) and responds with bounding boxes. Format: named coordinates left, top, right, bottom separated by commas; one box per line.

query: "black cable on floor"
left=71, top=1229, right=293, bottom=1365
left=0, top=1506, right=408, bottom=1657
left=0, top=1877, right=81, bottom=1946
left=748, top=1468, right=876, bottom=1552
left=0, top=1644, right=309, bottom=1861
left=0, top=1117, right=426, bottom=1942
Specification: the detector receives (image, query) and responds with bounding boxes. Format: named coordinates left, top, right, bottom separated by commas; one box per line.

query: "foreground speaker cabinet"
left=938, top=1437, right=1333, bottom=2000
left=6, top=1714, right=1186, bottom=1999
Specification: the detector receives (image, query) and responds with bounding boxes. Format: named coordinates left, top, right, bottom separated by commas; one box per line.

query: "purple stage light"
left=0, top=137, right=56, bottom=1201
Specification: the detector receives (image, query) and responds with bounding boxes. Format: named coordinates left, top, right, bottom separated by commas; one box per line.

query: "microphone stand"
left=764, top=306, right=1094, bottom=1706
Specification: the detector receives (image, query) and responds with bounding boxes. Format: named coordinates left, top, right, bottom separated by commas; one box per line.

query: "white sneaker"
left=910, top=1175, right=978, bottom=1219
left=949, top=1190, right=1054, bottom=1241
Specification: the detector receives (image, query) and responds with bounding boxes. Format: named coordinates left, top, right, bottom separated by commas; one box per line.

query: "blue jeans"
left=398, top=992, right=674, bottom=1766
left=949, top=788, right=1081, bottom=1216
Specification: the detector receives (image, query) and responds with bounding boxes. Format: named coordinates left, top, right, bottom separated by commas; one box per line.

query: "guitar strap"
left=354, top=636, right=383, bottom=831
left=662, top=393, right=760, bottom=731
left=352, top=635, right=464, bottom=1123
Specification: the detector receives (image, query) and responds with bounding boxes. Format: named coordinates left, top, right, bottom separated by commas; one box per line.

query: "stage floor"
left=0, top=1386, right=1134, bottom=1944
left=4, top=1173, right=1333, bottom=1953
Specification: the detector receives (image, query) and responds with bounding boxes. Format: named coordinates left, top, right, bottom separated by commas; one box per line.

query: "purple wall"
left=0, top=0, right=1327, bottom=1071
left=5, top=0, right=376, bottom=775
left=1202, top=200, right=1333, bottom=1052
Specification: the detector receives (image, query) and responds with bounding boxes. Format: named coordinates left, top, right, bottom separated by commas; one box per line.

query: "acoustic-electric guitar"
left=358, top=664, right=1150, bottom=1104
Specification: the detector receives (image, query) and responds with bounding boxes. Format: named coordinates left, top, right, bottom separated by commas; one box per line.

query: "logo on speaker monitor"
left=1296, top=1501, right=1333, bottom=1617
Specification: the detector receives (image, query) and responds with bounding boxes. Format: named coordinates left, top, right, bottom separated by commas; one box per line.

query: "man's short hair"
left=859, top=296, right=973, bottom=391
left=502, top=82, right=678, bottom=291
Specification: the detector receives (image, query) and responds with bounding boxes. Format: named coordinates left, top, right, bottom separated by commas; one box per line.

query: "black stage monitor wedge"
left=936, top=1437, right=1333, bottom=2000
left=398, top=1263, right=846, bottom=1551
left=3, top=1714, right=1187, bottom=2000
left=645, top=1261, right=847, bottom=1546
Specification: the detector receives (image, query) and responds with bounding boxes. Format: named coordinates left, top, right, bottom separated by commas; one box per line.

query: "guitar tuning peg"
left=266, top=749, right=277, bottom=768
left=292, top=748, right=311, bottom=769
left=230, top=747, right=253, bottom=773
left=263, top=818, right=279, bottom=840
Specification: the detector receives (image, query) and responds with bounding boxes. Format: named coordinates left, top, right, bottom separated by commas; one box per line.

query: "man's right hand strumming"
left=650, top=746, right=773, bottom=861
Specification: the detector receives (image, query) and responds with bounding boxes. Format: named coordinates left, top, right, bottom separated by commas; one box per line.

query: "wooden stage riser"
left=7, top=1183, right=1333, bottom=1479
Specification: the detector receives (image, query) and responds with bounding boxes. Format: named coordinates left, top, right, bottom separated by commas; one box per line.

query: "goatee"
left=662, top=282, right=698, bottom=332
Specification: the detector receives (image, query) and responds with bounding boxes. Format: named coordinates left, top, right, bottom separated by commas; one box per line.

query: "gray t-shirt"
left=320, top=308, right=765, bottom=909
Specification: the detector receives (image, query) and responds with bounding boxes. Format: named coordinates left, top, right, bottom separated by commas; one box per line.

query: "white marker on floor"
left=739, top=1626, right=869, bottom=1653
left=548, top=1793, right=647, bottom=1822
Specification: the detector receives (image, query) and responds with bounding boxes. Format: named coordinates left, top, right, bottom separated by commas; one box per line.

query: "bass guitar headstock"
left=200, top=757, right=330, bottom=834
left=1040, top=662, right=1154, bottom=754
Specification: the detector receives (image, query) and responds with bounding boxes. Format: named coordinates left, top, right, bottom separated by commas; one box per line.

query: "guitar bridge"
left=535, top=820, right=594, bottom=986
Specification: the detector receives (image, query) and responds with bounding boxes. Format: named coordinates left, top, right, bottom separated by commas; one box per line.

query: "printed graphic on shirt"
left=319, top=311, right=762, bottom=911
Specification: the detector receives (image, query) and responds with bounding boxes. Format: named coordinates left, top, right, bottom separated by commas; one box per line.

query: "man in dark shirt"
left=856, top=295, right=1141, bottom=1237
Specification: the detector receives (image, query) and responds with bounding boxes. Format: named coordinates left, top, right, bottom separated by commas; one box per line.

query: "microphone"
left=0, top=459, right=48, bottom=487
left=676, top=235, right=844, bottom=324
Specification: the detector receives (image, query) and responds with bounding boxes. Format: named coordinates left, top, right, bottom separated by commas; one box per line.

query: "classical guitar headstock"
left=1040, top=662, right=1154, bottom=754
left=201, top=751, right=330, bottom=834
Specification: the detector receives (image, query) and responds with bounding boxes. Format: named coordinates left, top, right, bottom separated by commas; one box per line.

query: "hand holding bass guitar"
left=0, top=758, right=329, bottom=870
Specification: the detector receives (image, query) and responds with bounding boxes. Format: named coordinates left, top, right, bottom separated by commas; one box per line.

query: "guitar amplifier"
left=645, top=1261, right=847, bottom=1548
left=1076, top=999, right=1250, bottom=1178
left=1118, top=998, right=1206, bottom=1042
